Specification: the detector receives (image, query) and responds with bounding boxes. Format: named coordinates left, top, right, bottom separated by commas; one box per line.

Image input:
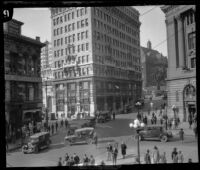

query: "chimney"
left=36, top=36, right=40, bottom=41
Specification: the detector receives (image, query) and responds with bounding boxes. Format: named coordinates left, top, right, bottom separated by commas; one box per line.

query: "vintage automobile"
left=64, top=127, right=95, bottom=145
left=134, top=125, right=173, bottom=142
left=97, top=111, right=112, bottom=123
left=22, top=132, right=51, bottom=154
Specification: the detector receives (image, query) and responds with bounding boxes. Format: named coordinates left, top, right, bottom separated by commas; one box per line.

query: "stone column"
left=64, top=83, right=68, bottom=118
left=90, top=79, right=96, bottom=117
left=76, top=81, right=80, bottom=115
left=177, top=15, right=185, bottom=67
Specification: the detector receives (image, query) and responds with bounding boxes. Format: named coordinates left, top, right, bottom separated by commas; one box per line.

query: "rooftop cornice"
left=161, top=5, right=179, bottom=14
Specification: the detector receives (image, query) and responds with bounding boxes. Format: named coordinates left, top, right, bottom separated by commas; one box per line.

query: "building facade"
left=40, top=41, right=54, bottom=113
left=141, top=40, right=168, bottom=98
left=50, top=7, right=142, bottom=118
left=161, top=5, right=196, bottom=122
left=4, top=19, right=45, bottom=137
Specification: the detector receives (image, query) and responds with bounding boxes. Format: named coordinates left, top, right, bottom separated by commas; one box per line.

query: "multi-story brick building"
left=4, top=19, right=45, bottom=137
left=141, top=40, right=168, bottom=98
left=50, top=7, right=142, bottom=118
left=161, top=5, right=196, bottom=122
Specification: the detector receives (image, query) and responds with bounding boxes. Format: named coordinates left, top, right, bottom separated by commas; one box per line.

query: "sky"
left=13, top=6, right=167, bottom=56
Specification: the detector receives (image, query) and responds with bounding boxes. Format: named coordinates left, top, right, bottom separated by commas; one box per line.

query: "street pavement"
left=6, top=112, right=198, bottom=167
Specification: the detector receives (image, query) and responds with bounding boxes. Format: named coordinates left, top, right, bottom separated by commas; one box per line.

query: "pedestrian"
left=55, top=121, right=58, bottom=132
left=63, top=156, right=69, bottom=166
left=73, top=153, right=80, bottom=165
left=112, top=146, right=118, bottom=165
left=51, top=124, right=54, bottom=135
left=113, top=111, right=115, bottom=120
left=188, top=158, right=192, bottom=163
left=177, top=151, right=184, bottom=163
left=144, top=149, right=151, bottom=164
left=120, top=141, right=127, bottom=159
left=93, top=132, right=98, bottom=148
left=171, top=147, right=178, bottom=163
left=83, top=154, right=89, bottom=166
left=90, top=155, right=95, bottom=165
left=188, top=114, right=193, bottom=129
left=61, top=119, right=63, bottom=128
left=152, top=146, right=160, bottom=164
left=160, top=118, right=163, bottom=125
left=154, top=114, right=157, bottom=124
left=100, top=160, right=105, bottom=166
left=48, top=125, right=51, bottom=133
left=192, top=121, right=197, bottom=138
left=57, top=157, right=62, bottom=166
left=179, top=128, right=184, bottom=143
left=69, top=156, right=75, bottom=166
left=65, top=119, right=68, bottom=129
left=107, top=143, right=113, bottom=161
left=159, top=152, right=167, bottom=163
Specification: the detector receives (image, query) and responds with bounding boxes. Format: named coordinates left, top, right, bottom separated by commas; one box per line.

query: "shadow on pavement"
left=117, top=153, right=137, bottom=160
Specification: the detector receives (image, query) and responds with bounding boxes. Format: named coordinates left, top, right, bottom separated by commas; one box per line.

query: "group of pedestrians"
left=106, top=141, right=127, bottom=165
left=144, top=146, right=191, bottom=164
left=57, top=153, right=96, bottom=166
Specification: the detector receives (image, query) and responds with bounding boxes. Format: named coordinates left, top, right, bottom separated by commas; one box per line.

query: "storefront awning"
left=23, top=109, right=41, bottom=114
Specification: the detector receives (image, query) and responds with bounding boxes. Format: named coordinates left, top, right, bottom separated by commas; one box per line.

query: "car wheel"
left=160, top=135, right=168, bottom=142
left=65, top=140, right=71, bottom=146
left=35, top=146, right=39, bottom=153
left=86, top=138, right=92, bottom=144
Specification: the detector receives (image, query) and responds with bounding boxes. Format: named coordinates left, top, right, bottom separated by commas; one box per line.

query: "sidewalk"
left=7, top=139, right=22, bottom=152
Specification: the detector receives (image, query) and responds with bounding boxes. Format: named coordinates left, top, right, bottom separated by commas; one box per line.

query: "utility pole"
left=45, top=79, right=48, bottom=131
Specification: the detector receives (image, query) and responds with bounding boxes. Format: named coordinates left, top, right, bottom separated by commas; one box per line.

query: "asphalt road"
left=6, top=113, right=198, bottom=167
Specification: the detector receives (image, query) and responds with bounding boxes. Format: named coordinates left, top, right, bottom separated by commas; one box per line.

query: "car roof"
left=75, top=127, right=94, bottom=132
left=30, top=132, right=49, bottom=138
left=145, top=125, right=164, bottom=128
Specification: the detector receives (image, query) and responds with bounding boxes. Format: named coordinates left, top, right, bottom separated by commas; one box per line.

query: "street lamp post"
left=129, top=120, right=145, bottom=164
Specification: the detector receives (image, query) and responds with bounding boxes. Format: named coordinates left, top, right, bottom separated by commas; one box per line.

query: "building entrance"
left=183, top=84, right=196, bottom=122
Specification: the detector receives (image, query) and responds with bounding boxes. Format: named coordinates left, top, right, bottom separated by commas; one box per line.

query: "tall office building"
left=50, top=7, right=142, bottom=118
left=161, top=5, right=196, bottom=121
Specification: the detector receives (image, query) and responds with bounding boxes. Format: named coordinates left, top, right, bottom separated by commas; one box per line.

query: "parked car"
left=97, top=111, right=112, bottom=123
left=134, top=125, right=173, bottom=142
left=64, top=127, right=95, bottom=145
left=22, top=132, right=51, bottom=154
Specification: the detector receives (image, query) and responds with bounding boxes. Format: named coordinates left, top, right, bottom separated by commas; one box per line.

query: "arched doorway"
left=183, top=84, right=196, bottom=122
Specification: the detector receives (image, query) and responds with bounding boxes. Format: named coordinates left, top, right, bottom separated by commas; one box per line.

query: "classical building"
left=50, top=7, right=142, bottom=118
left=161, top=5, right=196, bottom=121
left=141, top=40, right=168, bottom=98
left=4, top=19, right=45, bottom=137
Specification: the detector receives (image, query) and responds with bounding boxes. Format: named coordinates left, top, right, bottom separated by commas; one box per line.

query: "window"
left=57, top=39, right=60, bottom=46
left=77, top=9, right=79, bottom=17
left=72, top=23, right=75, bottom=30
left=65, top=25, right=67, bottom=32
left=54, top=29, right=56, bottom=36
left=78, top=45, right=81, bottom=52
left=60, top=27, right=63, bottom=34
left=188, top=32, right=195, bottom=50
left=86, top=43, right=89, bottom=51
left=86, top=30, right=88, bottom=38
left=61, top=49, right=63, bottom=56
left=85, top=7, right=87, bottom=14
left=85, top=18, right=88, bottom=26
left=54, top=40, right=56, bottom=47
left=86, top=55, right=89, bottom=62
left=81, top=32, right=84, bottom=40
left=65, top=37, right=67, bottom=44
left=81, top=20, right=84, bottom=27
left=57, top=28, right=59, bottom=35
left=82, top=44, right=85, bottom=51
left=64, top=14, right=67, bottom=22
left=72, top=11, right=74, bottom=19
left=77, top=33, right=80, bottom=41
left=54, top=51, right=56, bottom=57
left=60, top=16, right=63, bottom=23
left=73, top=34, right=75, bottom=42
left=68, top=24, right=71, bottom=32
left=80, top=8, right=84, bottom=16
